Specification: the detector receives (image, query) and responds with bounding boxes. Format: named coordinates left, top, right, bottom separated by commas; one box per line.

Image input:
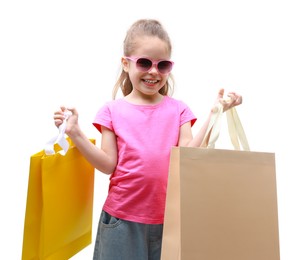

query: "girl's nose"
left=149, top=64, right=159, bottom=74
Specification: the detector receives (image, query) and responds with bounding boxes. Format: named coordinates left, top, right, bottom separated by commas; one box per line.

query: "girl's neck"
left=124, top=92, right=164, bottom=105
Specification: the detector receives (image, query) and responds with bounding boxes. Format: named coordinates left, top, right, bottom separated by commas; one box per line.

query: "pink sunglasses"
left=125, top=56, right=174, bottom=74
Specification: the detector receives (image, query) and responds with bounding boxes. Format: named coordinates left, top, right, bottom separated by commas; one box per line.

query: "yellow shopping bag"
left=22, top=115, right=95, bottom=259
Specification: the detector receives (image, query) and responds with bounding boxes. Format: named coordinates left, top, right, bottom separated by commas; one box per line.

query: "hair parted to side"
left=112, top=19, right=175, bottom=99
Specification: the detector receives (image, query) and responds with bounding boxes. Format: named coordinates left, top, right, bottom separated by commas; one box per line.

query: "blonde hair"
left=112, top=19, right=175, bottom=99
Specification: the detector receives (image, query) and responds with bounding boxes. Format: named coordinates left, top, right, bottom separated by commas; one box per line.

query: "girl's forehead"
left=132, top=36, right=170, bottom=58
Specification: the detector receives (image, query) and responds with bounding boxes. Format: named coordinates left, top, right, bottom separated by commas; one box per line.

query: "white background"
left=1, top=0, right=303, bottom=259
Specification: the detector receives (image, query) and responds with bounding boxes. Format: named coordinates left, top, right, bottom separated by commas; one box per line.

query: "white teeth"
left=144, top=79, right=158, bottom=84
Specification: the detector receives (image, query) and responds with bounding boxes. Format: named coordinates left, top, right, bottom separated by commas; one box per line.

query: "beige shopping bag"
left=161, top=104, right=280, bottom=260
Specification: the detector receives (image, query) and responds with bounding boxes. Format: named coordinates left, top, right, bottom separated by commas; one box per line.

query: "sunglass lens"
left=158, top=61, right=172, bottom=74
left=136, top=58, right=152, bottom=72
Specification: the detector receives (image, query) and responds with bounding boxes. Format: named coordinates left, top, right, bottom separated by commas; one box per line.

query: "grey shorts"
left=93, top=210, right=163, bottom=260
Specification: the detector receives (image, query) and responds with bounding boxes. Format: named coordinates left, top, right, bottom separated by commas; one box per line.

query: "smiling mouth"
left=143, top=79, right=159, bottom=84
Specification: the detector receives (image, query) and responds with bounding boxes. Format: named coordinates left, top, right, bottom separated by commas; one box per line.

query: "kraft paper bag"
left=161, top=104, right=280, bottom=260
left=22, top=114, right=95, bottom=260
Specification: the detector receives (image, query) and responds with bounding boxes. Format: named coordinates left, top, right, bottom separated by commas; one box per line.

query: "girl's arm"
left=178, top=112, right=213, bottom=147
left=54, top=107, right=117, bottom=175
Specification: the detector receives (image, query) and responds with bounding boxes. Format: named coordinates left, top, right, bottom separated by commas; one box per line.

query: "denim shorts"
left=93, top=210, right=163, bottom=260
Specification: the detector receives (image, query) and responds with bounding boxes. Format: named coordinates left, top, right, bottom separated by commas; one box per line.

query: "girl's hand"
left=216, top=88, right=243, bottom=112
left=53, top=106, right=79, bottom=136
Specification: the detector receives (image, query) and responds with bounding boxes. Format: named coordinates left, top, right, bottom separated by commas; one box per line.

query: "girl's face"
left=122, top=36, right=171, bottom=99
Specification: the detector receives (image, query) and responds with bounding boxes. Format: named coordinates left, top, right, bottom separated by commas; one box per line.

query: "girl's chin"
left=140, top=85, right=160, bottom=93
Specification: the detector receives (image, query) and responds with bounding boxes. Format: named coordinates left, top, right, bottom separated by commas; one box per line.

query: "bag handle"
left=44, top=111, right=72, bottom=155
left=200, top=101, right=250, bottom=151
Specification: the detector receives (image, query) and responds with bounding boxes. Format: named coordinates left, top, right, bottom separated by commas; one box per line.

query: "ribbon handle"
left=201, top=101, right=250, bottom=151
left=44, top=111, right=72, bottom=156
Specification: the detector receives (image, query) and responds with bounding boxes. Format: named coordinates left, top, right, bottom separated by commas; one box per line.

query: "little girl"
left=54, top=19, right=242, bottom=260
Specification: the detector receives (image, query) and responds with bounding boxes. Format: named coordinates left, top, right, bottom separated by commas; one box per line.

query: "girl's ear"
left=121, top=57, right=129, bottom=72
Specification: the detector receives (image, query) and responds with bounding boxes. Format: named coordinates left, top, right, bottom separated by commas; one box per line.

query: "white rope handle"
left=226, top=106, right=250, bottom=151
left=44, top=111, right=72, bottom=155
left=201, top=102, right=250, bottom=151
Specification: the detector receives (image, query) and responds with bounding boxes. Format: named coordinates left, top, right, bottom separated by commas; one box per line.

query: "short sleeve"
left=92, top=102, right=113, bottom=133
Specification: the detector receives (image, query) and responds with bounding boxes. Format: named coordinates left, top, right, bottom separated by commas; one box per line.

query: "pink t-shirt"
left=93, top=96, right=196, bottom=224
